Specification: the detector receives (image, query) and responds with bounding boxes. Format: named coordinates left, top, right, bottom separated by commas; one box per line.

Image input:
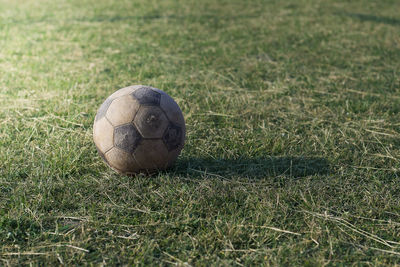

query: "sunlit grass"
left=1, top=0, right=400, bottom=265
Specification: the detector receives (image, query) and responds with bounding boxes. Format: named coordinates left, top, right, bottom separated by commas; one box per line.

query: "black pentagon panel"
left=162, top=123, right=183, bottom=152
left=114, top=124, right=142, bottom=154
left=131, top=87, right=161, bottom=106
left=95, top=97, right=113, bottom=121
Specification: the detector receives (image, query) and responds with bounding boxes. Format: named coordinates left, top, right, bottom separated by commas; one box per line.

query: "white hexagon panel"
left=105, top=147, right=140, bottom=173
left=108, top=85, right=141, bottom=100
left=106, top=95, right=140, bottom=126
left=152, top=87, right=185, bottom=127
left=93, top=117, right=114, bottom=154
left=134, top=106, right=169, bottom=139
left=133, top=139, right=169, bottom=170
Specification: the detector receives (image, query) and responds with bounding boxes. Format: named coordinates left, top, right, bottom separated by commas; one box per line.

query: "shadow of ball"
left=93, top=85, right=186, bottom=175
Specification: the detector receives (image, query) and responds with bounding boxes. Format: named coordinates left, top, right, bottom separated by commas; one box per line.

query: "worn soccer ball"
left=93, top=85, right=185, bottom=174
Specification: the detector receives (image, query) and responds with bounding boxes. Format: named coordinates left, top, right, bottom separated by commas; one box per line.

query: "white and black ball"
left=93, top=85, right=185, bottom=174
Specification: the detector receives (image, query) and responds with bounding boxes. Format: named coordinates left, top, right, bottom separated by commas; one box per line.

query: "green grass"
left=1, top=0, right=400, bottom=265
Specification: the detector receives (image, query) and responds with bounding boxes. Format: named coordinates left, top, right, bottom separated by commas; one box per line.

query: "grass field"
left=1, top=0, right=400, bottom=265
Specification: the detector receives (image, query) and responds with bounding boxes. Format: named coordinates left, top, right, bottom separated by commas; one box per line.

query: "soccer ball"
left=93, top=85, right=185, bottom=174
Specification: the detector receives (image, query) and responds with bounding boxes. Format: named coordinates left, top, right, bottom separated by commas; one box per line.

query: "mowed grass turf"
left=1, top=0, right=400, bottom=265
